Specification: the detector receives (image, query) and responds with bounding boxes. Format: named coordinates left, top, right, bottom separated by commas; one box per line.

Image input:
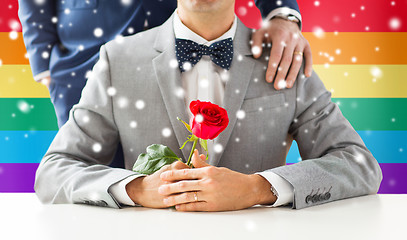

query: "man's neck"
left=177, top=8, right=235, bottom=41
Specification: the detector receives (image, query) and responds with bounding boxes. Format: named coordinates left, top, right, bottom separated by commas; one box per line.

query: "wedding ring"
left=294, top=51, right=303, bottom=56
left=194, top=192, right=198, bottom=202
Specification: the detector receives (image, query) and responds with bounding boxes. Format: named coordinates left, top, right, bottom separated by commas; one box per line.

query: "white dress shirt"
left=110, top=11, right=294, bottom=207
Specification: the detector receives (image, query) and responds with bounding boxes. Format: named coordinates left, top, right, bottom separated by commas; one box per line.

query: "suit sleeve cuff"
left=255, top=171, right=294, bottom=207
left=109, top=175, right=146, bottom=206
left=265, top=7, right=302, bottom=30
left=33, top=70, right=51, bottom=82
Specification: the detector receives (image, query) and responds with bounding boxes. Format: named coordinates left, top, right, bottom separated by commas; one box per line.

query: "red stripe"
left=0, top=0, right=21, bottom=32
left=235, top=0, right=407, bottom=32
left=2, top=0, right=406, bottom=32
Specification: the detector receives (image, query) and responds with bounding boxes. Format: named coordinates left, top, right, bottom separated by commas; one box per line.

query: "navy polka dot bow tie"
left=175, top=38, right=234, bottom=72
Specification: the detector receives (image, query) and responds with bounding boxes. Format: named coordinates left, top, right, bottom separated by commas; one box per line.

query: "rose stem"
left=186, top=138, right=198, bottom=166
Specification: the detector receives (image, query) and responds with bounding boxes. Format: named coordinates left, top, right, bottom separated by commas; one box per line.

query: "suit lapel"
left=152, top=15, right=191, bottom=161
left=210, top=21, right=256, bottom=166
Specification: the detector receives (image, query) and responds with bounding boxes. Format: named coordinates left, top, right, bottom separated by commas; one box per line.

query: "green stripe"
left=333, top=98, right=407, bottom=131
left=0, top=98, right=406, bottom=131
left=0, top=98, right=58, bottom=130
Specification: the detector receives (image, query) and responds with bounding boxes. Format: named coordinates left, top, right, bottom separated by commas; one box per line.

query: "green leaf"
left=132, top=144, right=180, bottom=175
left=177, top=117, right=192, bottom=133
left=199, top=138, right=208, bottom=152
left=179, top=134, right=198, bottom=150
left=199, top=139, right=209, bottom=161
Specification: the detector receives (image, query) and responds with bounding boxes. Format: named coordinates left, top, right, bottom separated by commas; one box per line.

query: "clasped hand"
left=127, top=150, right=276, bottom=212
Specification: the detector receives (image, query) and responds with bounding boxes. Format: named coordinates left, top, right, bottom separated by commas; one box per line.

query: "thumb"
left=191, top=149, right=210, bottom=168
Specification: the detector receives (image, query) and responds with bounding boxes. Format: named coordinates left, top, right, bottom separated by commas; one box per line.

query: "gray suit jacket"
left=35, top=15, right=382, bottom=209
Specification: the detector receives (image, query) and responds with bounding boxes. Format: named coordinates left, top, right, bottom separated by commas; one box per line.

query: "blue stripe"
left=1, top=131, right=406, bottom=163
left=286, top=131, right=407, bottom=163
left=0, top=131, right=57, bottom=163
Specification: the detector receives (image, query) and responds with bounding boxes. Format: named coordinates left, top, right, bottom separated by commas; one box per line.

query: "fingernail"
left=175, top=205, right=180, bottom=210
left=267, top=76, right=274, bottom=83
left=163, top=198, right=169, bottom=205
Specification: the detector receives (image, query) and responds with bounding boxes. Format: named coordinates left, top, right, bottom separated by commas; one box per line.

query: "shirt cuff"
left=265, top=7, right=302, bottom=30
left=109, top=175, right=145, bottom=206
left=255, top=171, right=294, bottom=207
left=33, top=70, right=51, bottom=82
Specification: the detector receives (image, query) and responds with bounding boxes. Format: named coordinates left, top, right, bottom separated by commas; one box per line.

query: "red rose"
left=189, top=100, right=229, bottom=140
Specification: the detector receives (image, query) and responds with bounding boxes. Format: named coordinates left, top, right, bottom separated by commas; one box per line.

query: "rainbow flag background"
left=0, top=0, right=406, bottom=193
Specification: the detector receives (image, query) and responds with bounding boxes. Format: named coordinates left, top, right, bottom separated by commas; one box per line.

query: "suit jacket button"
left=312, top=194, right=319, bottom=203
left=99, top=200, right=108, bottom=207
left=324, top=192, right=331, bottom=200
left=305, top=195, right=312, bottom=204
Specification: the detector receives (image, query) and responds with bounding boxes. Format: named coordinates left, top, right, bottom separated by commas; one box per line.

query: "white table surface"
left=0, top=193, right=405, bottom=240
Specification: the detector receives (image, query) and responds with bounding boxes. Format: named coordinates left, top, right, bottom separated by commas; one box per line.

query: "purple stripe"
left=377, top=163, right=407, bottom=194
left=0, top=163, right=406, bottom=193
left=0, top=163, right=38, bottom=192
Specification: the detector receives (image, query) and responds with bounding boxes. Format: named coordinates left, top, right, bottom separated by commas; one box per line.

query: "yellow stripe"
left=315, top=65, right=407, bottom=98
left=1, top=64, right=406, bottom=98
left=0, top=65, right=49, bottom=98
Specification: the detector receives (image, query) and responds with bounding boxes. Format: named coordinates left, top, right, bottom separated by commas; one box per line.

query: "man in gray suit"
left=35, top=0, right=382, bottom=211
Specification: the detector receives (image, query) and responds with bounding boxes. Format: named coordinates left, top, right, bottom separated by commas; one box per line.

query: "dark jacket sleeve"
left=18, top=0, right=59, bottom=77
left=255, top=0, right=300, bottom=19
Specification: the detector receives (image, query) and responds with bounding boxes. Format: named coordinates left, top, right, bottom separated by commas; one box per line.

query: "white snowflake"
left=351, top=57, right=357, bottom=63
left=93, top=28, right=103, bottom=38
left=238, top=6, right=247, bottom=16
left=0, top=59, right=3, bottom=67
left=121, top=0, right=132, bottom=6
left=195, top=114, right=204, bottom=123
left=17, top=100, right=30, bottom=113
left=78, top=45, right=85, bottom=51
left=245, top=220, right=257, bottom=232
left=162, top=128, right=172, bottom=137
left=34, top=0, right=45, bottom=5
left=115, top=35, right=124, bottom=44
left=9, top=19, right=21, bottom=31
left=314, top=1, right=320, bottom=7
left=277, top=80, right=287, bottom=89
left=92, top=143, right=102, bottom=153
left=107, top=87, right=117, bottom=96
left=214, top=144, right=223, bottom=153
left=169, top=59, right=178, bottom=68
left=248, top=1, right=254, bottom=7
left=82, top=115, right=90, bottom=123
left=183, top=62, right=192, bottom=71
left=237, top=55, right=243, bottom=61
left=127, top=27, right=134, bottom=34
left=335, top=49, right=341, bottom=55
left=51, top=17, right=58, bottom=24
left=370, top=66, right=383, bottom=78
left=9, top=31, right=18, bottom=40
left=41, top=51, right=49, bottom=59
left=117, top=97, right=129, bottom=108
left=64, top=8, right=71, bottom=15
left=389, top=18, right=401, bottom=30
left=135, top=100, right=145, bottom=110
left=276, top=1, right=282, bottom=6
left=130, top=121, right=137, bottom=128
left=312, top=26, right=325, bottom=39
left=251, top=46, right=261, bottom=56
left=199, top=78, right=209, bottom=88
left=235, top=138, right=240, bottom=142
left=174, top=87, right=185, bottom=99
left=236, top=110, right=246, bottom=120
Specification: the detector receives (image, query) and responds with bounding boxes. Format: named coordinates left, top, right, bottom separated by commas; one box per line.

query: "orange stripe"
left=0, top=32, right=29, bottom=65
left=1, top=32, right=407, bottom=65
left=302, top=32, right=407, bottom=65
